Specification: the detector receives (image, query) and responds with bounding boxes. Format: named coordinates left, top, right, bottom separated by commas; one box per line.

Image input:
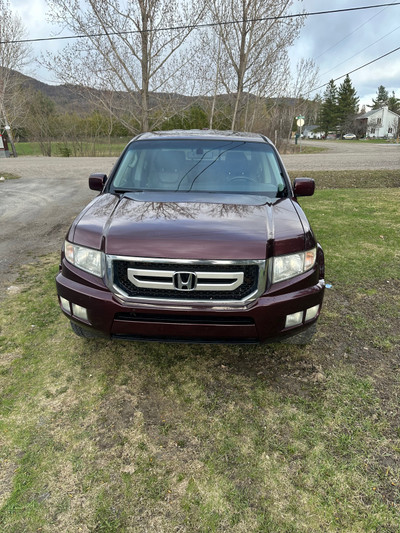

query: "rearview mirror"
left=89, top=173, right=107, bottom=191
left=293, top=178, right=315, bottom=197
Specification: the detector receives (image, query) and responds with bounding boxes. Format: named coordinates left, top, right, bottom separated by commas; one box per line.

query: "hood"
left=70, top=192, right=307, bottom=260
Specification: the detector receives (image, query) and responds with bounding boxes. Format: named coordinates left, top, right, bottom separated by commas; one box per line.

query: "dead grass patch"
left=0, top=458, right=16, bottom=508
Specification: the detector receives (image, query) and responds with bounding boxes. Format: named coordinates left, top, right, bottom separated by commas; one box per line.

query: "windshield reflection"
left=114, top=194, right=284, bottom=222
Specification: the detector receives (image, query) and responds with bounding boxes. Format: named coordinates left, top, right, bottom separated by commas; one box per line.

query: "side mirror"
left=293, top=178, right=315, bottom=197
left=89, top=173, right=107, bottom=191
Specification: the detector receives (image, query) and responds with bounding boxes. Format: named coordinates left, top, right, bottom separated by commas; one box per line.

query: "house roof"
left=357, top=106, right=400, bottom=120
left=357, top=109, right=379, bottom=119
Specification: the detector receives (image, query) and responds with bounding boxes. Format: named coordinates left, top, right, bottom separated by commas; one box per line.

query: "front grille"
left=110, top=259, right=264, bottom=302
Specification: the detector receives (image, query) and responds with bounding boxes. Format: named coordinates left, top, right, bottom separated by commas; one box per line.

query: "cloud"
left=290, top=0, right=400, bottom=100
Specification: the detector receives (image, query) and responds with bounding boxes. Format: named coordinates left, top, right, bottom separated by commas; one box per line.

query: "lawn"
left=0, top=172, right=20, bottom=180
left=14, top=139, right=132, bottom=157
left=14, top=139, right=326, bottom=157
left=0, top=175, right=399, bottom=532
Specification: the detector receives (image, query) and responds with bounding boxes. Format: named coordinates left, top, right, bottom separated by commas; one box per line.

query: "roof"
left=135, top=129, right=271, bottom=143
left=357, top=107, right=400, bottom=120
left=357, top=109, right=381, bottom=119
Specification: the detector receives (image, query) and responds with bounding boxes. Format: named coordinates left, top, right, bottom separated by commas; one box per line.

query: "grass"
left=14, top=138, right=132, bottom=157
left=283, top=144, right=326, bottom=154
left=0, top=172, right=20, bottom=180
left=361, top=138, right=400, bottom=144
left=15, top=139, right=326, bottom=157
left=301, top=189, right=400, bottom=284
left=0, top=176, right=399, bottom=531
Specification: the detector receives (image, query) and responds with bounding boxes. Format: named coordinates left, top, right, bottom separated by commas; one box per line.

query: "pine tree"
left=319, top=80, right=338, bottom=136
left=371, top=85, right=389, bottom=109
left=337, top=74, right=359, bottom=135
left=387, top=91, right=400, bottom=114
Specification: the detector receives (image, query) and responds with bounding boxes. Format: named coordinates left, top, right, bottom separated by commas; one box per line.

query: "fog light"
left=305, top=305, right=319, bottom=322
left=72, top=303, right=88, bottom=321
left=60, top=297, right=70, bottom=313
left=285, top=311, right=303, bottom=328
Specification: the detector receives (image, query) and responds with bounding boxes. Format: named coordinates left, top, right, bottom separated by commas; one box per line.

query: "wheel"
left=284, top=323, right=317, bottom=345
left=70, top=321, right=101, bottom=338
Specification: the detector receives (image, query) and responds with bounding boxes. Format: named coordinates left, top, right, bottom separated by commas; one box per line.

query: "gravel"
left=0, top=157, right=116, bottom=296
left=282, top=140, right=400, bottom=171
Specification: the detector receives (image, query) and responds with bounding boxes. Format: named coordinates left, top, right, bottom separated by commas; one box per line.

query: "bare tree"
left=0, top=0, right=31, bottom=156
left=45, top=0, right=205, bottom=133
left=205, top=0, right=305, bottom=130
left=283, top=58, right=320, bottom=140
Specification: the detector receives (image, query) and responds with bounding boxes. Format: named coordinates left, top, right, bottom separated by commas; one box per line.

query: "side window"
left=262, top=152, right=282, bottom=186
left=113, top=150, right=138, bottom=188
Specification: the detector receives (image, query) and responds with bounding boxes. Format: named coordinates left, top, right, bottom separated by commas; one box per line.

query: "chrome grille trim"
left=127, top=268, right=244, bottom=292
left=105, top=256, right=267, bottom=307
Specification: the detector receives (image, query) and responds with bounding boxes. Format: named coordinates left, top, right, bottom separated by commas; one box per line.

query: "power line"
left=308, top=44, right=400, bottom=96
left=314, top=5, right=389, bottom=60
left=1, top=2, right=400, bottom=45
left=320, top=23, right=400, bottom=77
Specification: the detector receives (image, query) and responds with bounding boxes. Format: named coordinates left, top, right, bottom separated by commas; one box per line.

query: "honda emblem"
left=173, top=272, right=197, bottom=291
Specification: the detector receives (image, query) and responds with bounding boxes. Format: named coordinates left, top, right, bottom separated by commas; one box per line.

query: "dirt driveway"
left=0, top=141, right=399, bottom=296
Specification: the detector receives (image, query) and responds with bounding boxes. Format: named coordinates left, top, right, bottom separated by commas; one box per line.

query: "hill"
left=8, top=69, right=105, bottom=113
left=7, top=69, right=199, bottom=115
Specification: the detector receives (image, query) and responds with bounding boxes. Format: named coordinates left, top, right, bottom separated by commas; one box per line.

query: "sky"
left=11, top=0, right=400, bottom=109
left=289, top=0, right=400, bottom=108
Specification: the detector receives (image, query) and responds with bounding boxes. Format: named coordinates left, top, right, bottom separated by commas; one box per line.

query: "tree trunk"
left=140, top=1, right=150, bottom=132
left=231, top=8, right=247, bottom=131
left=1, top=104, right=17, bottom=157
left=210, top=37, right=222, bottom=129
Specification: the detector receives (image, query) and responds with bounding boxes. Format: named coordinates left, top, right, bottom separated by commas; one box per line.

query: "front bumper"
left=56, top=259, right=325, bottom=343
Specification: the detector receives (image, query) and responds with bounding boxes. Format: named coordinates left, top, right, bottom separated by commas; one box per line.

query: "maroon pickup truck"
left=56, top=130, right=324, bottom=344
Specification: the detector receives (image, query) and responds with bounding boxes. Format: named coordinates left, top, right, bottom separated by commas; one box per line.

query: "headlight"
left=64, top=241, right=104, bottom=277
left=272, top=248, right=316, bottom=283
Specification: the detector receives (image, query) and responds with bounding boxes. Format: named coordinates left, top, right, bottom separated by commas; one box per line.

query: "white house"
left=302, top=125, right=322, bottom=139
left=356, top=105, right=399, bottom=138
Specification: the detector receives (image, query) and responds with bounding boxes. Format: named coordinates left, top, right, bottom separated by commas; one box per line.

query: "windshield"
left=111, top=139, right=287, bottom=196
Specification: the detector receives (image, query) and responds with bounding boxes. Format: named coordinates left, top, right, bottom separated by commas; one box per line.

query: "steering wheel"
left=227, top=175, right=258, bottom=184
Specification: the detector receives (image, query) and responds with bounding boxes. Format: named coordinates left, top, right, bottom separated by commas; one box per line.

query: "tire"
left=284, top=323, right=317, bottom=345
left=70, top=321, right=101, bottom=339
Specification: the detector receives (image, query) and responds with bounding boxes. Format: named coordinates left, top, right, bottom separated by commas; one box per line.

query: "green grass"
left=15, top=140, right=326, bottom=157
left=14, top=138, right=132, bottom=157
left=0, top=179, right=399, bottom=532
left=0, top=172, right=20, bottom=180
left=300, top=188, right=400, bottom=284
left=361, top=138, right=399, bottom=144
